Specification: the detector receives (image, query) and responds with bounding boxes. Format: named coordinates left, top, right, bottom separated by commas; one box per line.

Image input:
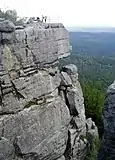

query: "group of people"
left=41, top=15, right=47, bottom=23
left=28, top=15, right=47, bottom=23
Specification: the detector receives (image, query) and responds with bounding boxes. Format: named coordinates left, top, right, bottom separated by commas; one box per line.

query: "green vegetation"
left=24, top=100, right=38, bottom=108
left=0, top=8, right=26, bottom=25
left=82, top=83, right=104, bottom=124
left=70, top=32, right=115, bottom=56
left=59, top=53, right=115, bottom=137
left=0, top=9, right=17, bottom=24
left=85, top=136, right=100, bottom=160
left=60, top=53, right=115, bottom=90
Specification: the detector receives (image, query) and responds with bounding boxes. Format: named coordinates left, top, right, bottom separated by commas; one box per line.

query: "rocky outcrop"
left=98, top=81, right=115, bottom=160
left=0, top=20, right=98, bottom=160
left=0, top=20, right=15, bottom=32
left=59, top=64, right=98, bottom=160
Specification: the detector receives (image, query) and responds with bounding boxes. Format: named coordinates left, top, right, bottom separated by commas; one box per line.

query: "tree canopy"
left=0, top=8, right=27, bottom=25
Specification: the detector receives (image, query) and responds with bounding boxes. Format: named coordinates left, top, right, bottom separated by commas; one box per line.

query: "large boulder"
left=67, top=87, right=85, bottom=117
left=0, top=20, right=15, bottom=32
left=62, top=64, right=78, bottom=85
left=60, top=71, right=72, bottom=87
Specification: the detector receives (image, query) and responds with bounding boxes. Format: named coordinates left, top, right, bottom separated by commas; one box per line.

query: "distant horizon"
left=66, top=26, right=115, bottom=28
left=66, top=26, right=115, bottom=32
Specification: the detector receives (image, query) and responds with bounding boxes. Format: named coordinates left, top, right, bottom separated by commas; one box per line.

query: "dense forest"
left=70, top=32, right=115, bottom=56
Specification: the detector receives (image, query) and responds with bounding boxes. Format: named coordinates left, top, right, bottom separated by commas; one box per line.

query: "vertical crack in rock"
left=59, top=86, right=79, bottom=116
left=70, top=118, right=78, bottom=129
left=63, top=88, right=70, bottom=108
left=0, top=79, right=4, bottom=105
left=1, top=119, right=5, bottom=138
left=0, top=33, right=10, bottom=46
left=11, top=80, right=25, bottom=100
left=24, top=30, right=39, bottom=69
left=31, top=50, right=39, bottom=69
left=64, top=131, right=72, bottom=160
left=24, top=30, right=29, bottom=57
left=13, top=137, right=22, bottom=157
left=0, top=33, right=4, bottom=46
left=58, top=86, right=71, bottom=115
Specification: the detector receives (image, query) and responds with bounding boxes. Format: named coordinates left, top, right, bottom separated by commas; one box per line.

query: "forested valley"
left=59, top=31, right=115, bottom=137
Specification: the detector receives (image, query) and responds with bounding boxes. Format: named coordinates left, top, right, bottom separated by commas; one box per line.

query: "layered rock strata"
left=0, top=20, right=98, bottom=160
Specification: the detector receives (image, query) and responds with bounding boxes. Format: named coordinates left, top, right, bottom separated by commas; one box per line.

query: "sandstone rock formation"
left=0, top=20, right=15, bottom=32
left=0, top=20, right=98, bottom=160
left=59, top=65, right=98, bottom=160
left=98, top=81, right=115, bottom=160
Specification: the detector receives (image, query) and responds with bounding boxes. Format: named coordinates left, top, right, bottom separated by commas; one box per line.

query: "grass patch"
left=85, top=136, right=100, bottom=160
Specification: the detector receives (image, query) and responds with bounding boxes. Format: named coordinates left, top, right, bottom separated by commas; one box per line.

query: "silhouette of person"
left=37, top=17, right=40, bottom=22
left=42, top=15, right=44, bottom=22
left=44, top=16, right=47, bottom=23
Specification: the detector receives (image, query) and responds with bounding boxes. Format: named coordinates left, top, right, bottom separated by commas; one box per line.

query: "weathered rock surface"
left=60, top=71, right=72, bottom=87
left=0, top=20, right=98, bottom=160
left=57, top=156, right=65, bottom=160
left=98, top=81, right=115, bottom=160
left=59, top=64, right=98, bottom=160
left=0, top=20, right=15, bottom=32
left=0, top=20, right=70, bottom=160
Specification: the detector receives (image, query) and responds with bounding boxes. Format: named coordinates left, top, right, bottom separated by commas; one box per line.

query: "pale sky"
left=1, top=0, right=115, bottom=27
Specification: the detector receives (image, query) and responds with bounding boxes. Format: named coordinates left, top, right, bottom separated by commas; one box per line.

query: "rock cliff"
left=0, top=20, right=98, bottom=160
left=98, top=81, right=115, bottom=160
